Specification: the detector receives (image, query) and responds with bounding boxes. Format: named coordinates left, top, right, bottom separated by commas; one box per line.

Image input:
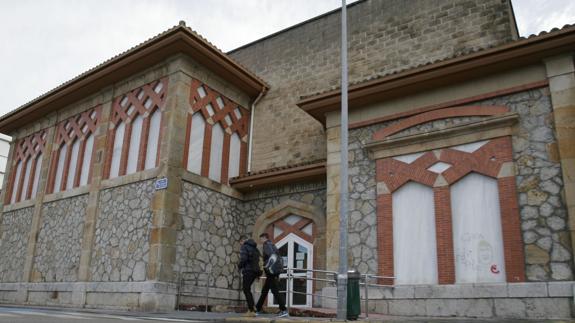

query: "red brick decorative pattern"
left=104, top=78, right=168, bottom=179
left=375, top=136, right=525, bottom=283
left=372, top=106, right=509, bottom=140
left=47, top=106, right=102, bottom=193
left=5, top=129, right=48, bottom=204
left=183, top=79, right=250, bottom=183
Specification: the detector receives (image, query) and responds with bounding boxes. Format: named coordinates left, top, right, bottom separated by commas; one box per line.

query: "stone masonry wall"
left=229, top=0, right=516, bottom=171
left=177, top=180, right=326, bottom=291
left=90, top=180, right=155, bottom=282
left=32, top=195, right=88, bottom=282
left=347, top=87, right=572, bottom=280
left=0, top=207, right=33, bottom=282
left=177, top=181, right=243, bottom=290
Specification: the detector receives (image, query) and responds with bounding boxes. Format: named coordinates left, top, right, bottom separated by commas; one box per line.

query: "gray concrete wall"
left=230, top=0, right=517, bottom=171
left=323, top=282, right=574, bottom=319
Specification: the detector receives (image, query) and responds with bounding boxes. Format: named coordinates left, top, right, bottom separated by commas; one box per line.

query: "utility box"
left=347, top=270, right=361, bottom=320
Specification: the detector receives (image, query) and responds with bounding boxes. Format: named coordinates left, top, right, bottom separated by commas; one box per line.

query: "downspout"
left=247, top=87, right=267, bottom=173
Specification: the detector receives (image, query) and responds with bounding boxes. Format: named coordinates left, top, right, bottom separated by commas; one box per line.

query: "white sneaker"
left=277, top=310, right=288, bottom=318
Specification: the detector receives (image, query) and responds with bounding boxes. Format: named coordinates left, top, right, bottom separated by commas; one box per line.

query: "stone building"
left=0, top=0, right=574, bottom=319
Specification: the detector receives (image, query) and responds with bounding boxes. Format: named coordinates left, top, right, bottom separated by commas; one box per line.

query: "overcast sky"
left=0, top=0, right=574, bottom=118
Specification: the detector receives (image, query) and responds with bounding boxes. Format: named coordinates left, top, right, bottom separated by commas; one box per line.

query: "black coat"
left=238, top=239, right=261, bottom=275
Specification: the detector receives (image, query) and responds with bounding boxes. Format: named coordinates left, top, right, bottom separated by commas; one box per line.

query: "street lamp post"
left=336, top=0, right=349, bottom=320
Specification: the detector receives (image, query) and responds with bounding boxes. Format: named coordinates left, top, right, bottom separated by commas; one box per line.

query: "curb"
left=224, top=318, right=373, bottom=323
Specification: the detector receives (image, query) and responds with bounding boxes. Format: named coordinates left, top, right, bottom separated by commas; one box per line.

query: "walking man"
left=238, top=235, right=261, bottom=317
left=255, top=233, right=288, bottom=317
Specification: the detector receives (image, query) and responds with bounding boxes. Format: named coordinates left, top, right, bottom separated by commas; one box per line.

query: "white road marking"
left=2, top=309, right=203, bottom=322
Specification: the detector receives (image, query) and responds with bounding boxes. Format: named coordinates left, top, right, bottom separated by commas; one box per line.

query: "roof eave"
left=229, top=161, right=326, bottom=191
left=298, top=26, right=575, bottom=126
left=0, top=26, right=268, bottom=134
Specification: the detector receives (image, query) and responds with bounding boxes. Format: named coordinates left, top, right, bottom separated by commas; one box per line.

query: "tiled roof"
left=1, top=21, right=267, bottom=121
left=299, top=23, right=575, bottom=101
left=230, top=159, right=326, bottom=181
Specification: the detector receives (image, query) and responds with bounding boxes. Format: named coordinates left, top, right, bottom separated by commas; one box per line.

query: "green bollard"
left=347, top=269, right=361, bottom=320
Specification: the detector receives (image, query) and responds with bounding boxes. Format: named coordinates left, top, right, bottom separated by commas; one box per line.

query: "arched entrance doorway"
left=252, top=200, right=326, bottom=308
left=268, top=213, right=314, bottom=308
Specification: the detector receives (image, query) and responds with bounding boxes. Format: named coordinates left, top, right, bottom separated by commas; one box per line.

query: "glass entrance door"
left=270, top=233, right=313, bottom=307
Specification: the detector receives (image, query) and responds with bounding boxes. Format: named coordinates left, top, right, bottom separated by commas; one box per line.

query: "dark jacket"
left=262, top=239, right=284, bottom=275
left=262, top=239, right=277, bottom=263
left=238, top=239, right=261, bottom=275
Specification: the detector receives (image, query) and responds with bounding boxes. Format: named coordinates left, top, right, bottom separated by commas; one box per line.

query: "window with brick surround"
left=48, top=107, right=101, bottom=193
left=6, top=129, right=47, bottom=204
left=184, top=79, right=250, bottom=184
left=376, top=137, right=525, bottom=284
left=105, top=78, right=168, bottom=179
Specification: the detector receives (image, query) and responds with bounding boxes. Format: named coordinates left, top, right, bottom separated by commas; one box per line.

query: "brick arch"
left=252, top=200, right=326, bottom=273
left=373, top=105, right=509, bottom=141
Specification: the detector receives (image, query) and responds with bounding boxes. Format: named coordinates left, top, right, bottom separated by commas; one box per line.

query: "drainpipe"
left=247, top=87, right=266, bottom=173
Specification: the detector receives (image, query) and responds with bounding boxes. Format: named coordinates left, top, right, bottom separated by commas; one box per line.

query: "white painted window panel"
left=206, top=104, right=215, bottom=116
left=208, top=123, right=224, bottom=182
left=216, top=97, right=225, bottom=109
left=392, top=181, right=438, bottom=285
left=66, top=140, right=80, bottom=189
left=228, top=133, right=241, bottom=179
left=427, top=162, right=452, bottom=174
left=126, top=115, right=143, bottom=174
left=0, top=156, right=7, bottom=171
left=31, top=154, right=43, bottom=198
left=10, top=161, right=23, bottom=203
left=154, top=82, right=163, bottom=93
left=197, top=86, right=207, bottom=98
left=145, top=110, right=161, bottom=170
left=21, top=158, right=33, bottom=199
left=187, top=113, right=205, bottom=174
left=79, top=135, right=94, bottom=186
left=452, top=140, right=489, bottom=153
left=274, top=226, right=283, bottom=239
left=234, top=108, right=242, bottom=119
left=451, top=173, right=506, bottom=283
left=302, top=223, right=313, bottom=236
left=392, top=152, right=424, bottom=164
left=284, top=214, right=302, bottom=225
left=53, top=145, right=67, bottom=192
left=110, top=123, right=125, bottom=179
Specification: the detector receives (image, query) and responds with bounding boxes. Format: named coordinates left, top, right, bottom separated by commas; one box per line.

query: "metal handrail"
left=177, top=270, right=211, bottom=312
left=179, top=267, right=395, bottom=318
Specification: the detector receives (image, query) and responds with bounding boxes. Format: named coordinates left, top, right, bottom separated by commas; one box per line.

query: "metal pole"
left=176, top=271, right=182, bottom=311
left=286, top=268, right=291, bottom=315
left=364, top=274, right=369, bottom=318
left=205, top=271, right=210, bottom=313
left=337, top=0, right=349, bottom=320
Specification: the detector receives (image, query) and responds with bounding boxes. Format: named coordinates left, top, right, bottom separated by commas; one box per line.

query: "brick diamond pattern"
left=189, top=79, right=249, bottom=138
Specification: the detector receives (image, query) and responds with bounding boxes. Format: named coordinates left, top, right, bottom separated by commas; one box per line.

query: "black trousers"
left=256, top=274, right=286, bottom=312
left=242, top=271, right=258, bottom=311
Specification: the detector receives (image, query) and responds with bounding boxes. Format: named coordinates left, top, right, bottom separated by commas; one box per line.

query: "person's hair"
left=259, top=232, right=269, bottom=239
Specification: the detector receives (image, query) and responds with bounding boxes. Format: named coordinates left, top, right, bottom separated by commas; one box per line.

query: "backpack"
left=264, top=242, right=284, bottom=275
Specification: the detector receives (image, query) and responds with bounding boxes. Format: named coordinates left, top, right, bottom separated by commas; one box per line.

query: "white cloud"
left=0, top=0, right=573, bottom=117
left=512, top=0, right=575, bottom=36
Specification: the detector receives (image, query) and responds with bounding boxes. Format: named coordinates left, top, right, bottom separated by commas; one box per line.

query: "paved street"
left=0, top=307, right=215, bottom=323
left=0, top=306, right=574, bottom=323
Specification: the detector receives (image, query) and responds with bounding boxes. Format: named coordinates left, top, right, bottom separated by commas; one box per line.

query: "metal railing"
left=359, top=273, right=395, bottom=318
left=177, top=270, right=212, bottom=312
left=177, top=268, right=395, bottom=318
